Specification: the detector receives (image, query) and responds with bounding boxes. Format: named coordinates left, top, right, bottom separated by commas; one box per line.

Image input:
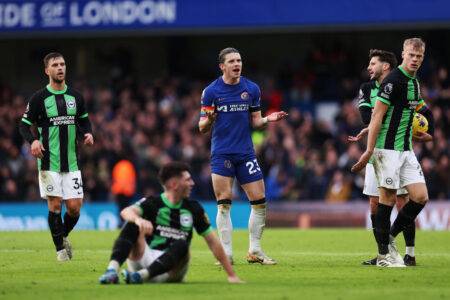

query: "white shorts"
left=126, top=244, right=188, bottom=283
left=363, top=163, right=408, bottom=196
left=372, top=148, right=425, bottom=190
left=39, top=170, right=84, bottom=200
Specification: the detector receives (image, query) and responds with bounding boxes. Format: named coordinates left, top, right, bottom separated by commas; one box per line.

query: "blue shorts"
left=211, top=153, right=263, bottom=184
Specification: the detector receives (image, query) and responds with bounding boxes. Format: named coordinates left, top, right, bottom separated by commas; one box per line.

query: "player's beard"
left=52, top=74, right=65, bottom=84
left=371, top=69, right=382, bottom=81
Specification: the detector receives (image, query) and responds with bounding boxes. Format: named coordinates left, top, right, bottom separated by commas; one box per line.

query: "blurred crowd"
left=0, top=49, right=449, bottom=203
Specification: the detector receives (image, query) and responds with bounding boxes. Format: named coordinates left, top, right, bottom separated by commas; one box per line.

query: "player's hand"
left=227, top=275, right=245, bottom=284
left=30, top=140, right=45, bottom=159
left=351, top=150, right=373, bottom=173
left=348, top=127, right=369, bottom=142
left=205, top=110, right=217, bottom=123
left=412, top=131, right=433, bottom=143
left=135, top=217, right=153, bottom=235
left=84, top=133, right=94, bottom=146
left=267, top=111, right=288, bottom=122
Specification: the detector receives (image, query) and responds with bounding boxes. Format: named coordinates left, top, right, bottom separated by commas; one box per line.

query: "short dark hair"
left=218, top=47, right=240, bottom=64
left=369, top=49, right=398, bottom=70
left=158, top=161, right=190, bottom=184
left=43, top=52, right=64, bottom=68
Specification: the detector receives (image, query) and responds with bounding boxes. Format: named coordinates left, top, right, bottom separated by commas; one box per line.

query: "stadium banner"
left=0, top=202, right=250, bottom=231
left=267, top=202, right=450, bottom=230
left=1, top=0, right=450, bottom=33
left=1, top=201, right=449, bottom=231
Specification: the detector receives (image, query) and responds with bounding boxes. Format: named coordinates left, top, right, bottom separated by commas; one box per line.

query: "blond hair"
left=403, top=38, right=425, bottom=51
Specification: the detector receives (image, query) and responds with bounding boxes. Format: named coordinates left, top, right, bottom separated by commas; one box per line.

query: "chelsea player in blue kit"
left=199, top=48, right=287, bottom=265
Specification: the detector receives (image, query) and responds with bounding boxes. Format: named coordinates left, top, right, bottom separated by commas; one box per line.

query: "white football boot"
left=388, top=236, right=404, bottom=265
left=56, top=249, right=70, bottom=262
left=376, top=253, right=406, bottom=267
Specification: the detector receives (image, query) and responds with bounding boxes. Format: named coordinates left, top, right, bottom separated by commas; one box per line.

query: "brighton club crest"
left=66, top=99, right=76, bottom=109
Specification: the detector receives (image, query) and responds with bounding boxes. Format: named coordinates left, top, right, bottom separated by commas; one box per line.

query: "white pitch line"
left=1, top=249, right=450, bottom=257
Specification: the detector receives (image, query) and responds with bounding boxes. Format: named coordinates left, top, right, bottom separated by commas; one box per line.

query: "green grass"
left=1, top=229, right=450, bottom=300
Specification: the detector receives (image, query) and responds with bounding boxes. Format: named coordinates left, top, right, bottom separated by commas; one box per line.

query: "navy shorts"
left=211, top=153, right=263, bottom=184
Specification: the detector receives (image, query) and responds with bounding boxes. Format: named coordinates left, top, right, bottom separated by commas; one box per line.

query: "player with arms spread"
left=199, top=48, right=287, bottom=265
left=352, top=38, right=434, bottom=267
left=99, top=162, right=241, bottom=284
left=19, top=52, right=94, bottom=262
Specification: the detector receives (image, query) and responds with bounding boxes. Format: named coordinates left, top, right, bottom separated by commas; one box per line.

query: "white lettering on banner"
left=366, top=207, right=450, bottom=230
left=0, top=212, right=118, bottom=231
left=0, top=3, right=35, bottom=28
left=70, top=0, right=176, bottom=27
left=40, top=2, right=65, bottom=27
left=418, top=208, right=449, bottom=230
left=0, top=214, right=47, bottom=230
left=97, top=212, right=118, bottom=230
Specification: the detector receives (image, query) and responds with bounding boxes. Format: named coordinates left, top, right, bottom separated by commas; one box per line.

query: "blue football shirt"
left=200, top=76, right=261, bottom=155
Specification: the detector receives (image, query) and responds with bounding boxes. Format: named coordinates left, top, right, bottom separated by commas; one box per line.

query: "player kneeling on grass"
left=99, top=162, right=242, bottom=284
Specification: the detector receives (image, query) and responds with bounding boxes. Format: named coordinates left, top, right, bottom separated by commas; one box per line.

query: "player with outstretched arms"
left=199, top=47, right=287, bottom=265
left=352, top=38, right=434, bottom=267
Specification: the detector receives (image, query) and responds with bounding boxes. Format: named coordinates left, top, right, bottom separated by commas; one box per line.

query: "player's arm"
left=251, top=110, right=288, bottom=130
left=357, top=84, right=373, bottom=126
left=203, top=231, right=243, bottom=283
left=198, top=106, right=216, bottom=134
left=76, top=93, right=94, bottom=146
left=249, top=84, right=287, bottom=129
left=413, top=100, right=434, bottom=142
left=198, top=87, right=217, bottom=134
left=192, top=202, right=242, bottom=283
left=349, top=84, right=372, bottom=142
left=351, top=98, right=389, bottom=172
left=19, top=94, right=45, bottom=158
left=121, top=200, right=153, bottom=235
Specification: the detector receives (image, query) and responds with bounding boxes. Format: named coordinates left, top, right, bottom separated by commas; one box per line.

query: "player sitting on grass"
left=99, top=162, right=242, bottom=284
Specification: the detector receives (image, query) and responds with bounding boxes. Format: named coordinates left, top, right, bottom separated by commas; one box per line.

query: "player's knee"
left=48, top=200, right=62, bottom=212
left=67, top=205, right=81, bottom=217
left=409, top=190, right=428, bottom=205
left=170, top=240, right=189, bottom=259
left=119, top=222, right=140, bottom=242
left=413, top=196, right=428, bottom=205
left=215, top=190, right=232, bottom=200
left=369, top=198, right=378, bottom=214
left=66, top=200, right=82, bottom=216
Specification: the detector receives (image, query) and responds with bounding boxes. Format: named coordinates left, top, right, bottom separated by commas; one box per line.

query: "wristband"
left=262, top=117, right=268, bottom=125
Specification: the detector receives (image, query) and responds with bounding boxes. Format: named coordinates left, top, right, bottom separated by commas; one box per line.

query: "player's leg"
left=125, top=240, right=189, bottom=284
left=39, top=170, right=68, bottom=261
left=240, top=179, right=275, bottom=263
left=391, top=193, right=416, bottom=265
left=99, top=222, right=140, bottom=284
left=237, top=154, right=275, bottom=265
left=62, top=198, right=82, bottom=259
left=372, top=149, right=404, bottom=267
left=362, top=196, right=379, bottom=265
left=394, top=183, right=428, bottom=266
left=61, top=171, right=84, bottom=258
left=375, top=187, right=404, bottom=267
left=211, top=155, right=235, bottom=262
left=47, top=195, right=69, bottom=261
left=362, top=163, right=381, bottom=265
left=392, top=152, right=428, bottom=266
left=369, top=197, right=379, bottom=243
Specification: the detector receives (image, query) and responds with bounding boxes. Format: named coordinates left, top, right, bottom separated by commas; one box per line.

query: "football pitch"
left=1, top=229, right=449, bottom=300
